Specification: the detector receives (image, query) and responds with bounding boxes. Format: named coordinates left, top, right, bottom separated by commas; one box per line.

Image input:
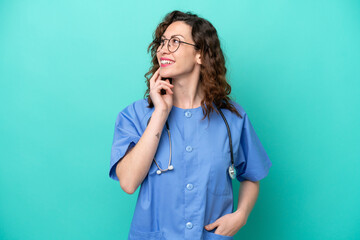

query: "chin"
left=159, top=70, right=173, bottom=78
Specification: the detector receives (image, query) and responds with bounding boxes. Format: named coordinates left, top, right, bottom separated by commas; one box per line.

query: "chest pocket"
left=207, top=152, right=232, bottom=196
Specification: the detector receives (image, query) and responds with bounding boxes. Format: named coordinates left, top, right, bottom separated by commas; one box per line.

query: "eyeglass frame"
left=155, top=36, right=199, bottom=53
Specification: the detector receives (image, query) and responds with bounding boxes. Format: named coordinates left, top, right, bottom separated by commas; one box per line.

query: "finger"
left=164, top=79, right=174, bottom=87
left=205, top=223, right=216, bottom=231
left=155, top=84, right=173, bottom=94
left=214, top=229, right=223, bottom=236
left=205, top=225, right=214, bottom=231
left=156, top=85, right=173, bottom=94
left=156, top=80, right=174, bottom=88
left=154, top=69, right=162, bottom=83
left=150, top=68, right=161, bottom=87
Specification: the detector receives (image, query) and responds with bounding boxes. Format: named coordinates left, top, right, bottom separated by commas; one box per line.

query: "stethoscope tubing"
left=146, top=105, right=234, bottom=167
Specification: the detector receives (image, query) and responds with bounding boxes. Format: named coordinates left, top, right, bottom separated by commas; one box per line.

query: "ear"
left=196, top=52, right=202, bottom=65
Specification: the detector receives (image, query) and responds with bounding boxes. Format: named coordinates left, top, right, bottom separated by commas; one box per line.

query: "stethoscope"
left=146, top=105, right=237, bottom=180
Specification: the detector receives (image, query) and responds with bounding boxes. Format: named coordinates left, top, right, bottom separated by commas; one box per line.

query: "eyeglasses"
left=155, top=36, right=198, bottom=53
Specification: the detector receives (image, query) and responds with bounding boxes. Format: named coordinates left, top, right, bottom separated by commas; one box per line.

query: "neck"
left=171, top=70, right=204, bottom=109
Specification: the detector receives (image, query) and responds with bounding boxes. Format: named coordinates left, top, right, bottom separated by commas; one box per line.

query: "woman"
left=109, top=10, right=272, bottom=240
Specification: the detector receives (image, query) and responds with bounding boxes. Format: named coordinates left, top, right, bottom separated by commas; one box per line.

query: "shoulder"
left=132, top=97, right=151, bottom=113
left=116, top=97, right=153, bottom=124
left=226, top=99, right=247, bottom=118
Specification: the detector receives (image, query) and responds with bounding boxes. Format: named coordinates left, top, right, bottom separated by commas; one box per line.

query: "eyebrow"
left=161, top=34, right=185, bottom=39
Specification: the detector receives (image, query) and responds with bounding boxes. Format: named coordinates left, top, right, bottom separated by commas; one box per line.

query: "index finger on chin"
left=154, top=68, right=161, bottom=82
left=150, top=68, right=160, bottom=85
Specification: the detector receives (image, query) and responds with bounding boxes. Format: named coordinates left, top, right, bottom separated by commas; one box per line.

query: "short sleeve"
left=109, top=104, right=142, bottom=181
left=235, top=113, right=272, bottom=182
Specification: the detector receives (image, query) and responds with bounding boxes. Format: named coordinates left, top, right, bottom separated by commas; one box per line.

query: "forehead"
left=162, top=21, right=192, bottom=40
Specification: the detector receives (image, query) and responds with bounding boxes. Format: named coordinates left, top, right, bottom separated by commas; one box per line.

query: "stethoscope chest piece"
left=228, top=164, right=236, bottom=179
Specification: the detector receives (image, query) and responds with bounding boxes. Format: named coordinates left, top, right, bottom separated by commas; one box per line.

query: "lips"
left=160, top=57, right=175, bottom=62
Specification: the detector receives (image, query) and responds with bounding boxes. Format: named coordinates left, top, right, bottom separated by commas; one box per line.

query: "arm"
left=234, top=180, right=260, bottom=223
left=115, top=108, right=169, bottom=194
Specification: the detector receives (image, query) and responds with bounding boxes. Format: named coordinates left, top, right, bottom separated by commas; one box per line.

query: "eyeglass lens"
left=157, top=37, right=180, bottom=53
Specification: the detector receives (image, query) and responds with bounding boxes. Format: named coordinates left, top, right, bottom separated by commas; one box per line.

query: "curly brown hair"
left=143, top=10, right=242, bottom=121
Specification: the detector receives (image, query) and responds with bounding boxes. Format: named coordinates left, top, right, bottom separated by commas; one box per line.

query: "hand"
left=149, top=68, right=174, bottom=113
left=204, top=210, right=248, bottom=237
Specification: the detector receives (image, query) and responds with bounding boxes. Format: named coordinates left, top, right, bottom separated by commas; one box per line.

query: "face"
left=156, top=21, right=201, bottom=79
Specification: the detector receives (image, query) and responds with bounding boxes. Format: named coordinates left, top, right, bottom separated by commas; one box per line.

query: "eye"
left=170, top=38, right=180, bottom=44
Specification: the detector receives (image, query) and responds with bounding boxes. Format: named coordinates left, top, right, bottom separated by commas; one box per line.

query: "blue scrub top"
left=109, top=98, right=272, bottom=240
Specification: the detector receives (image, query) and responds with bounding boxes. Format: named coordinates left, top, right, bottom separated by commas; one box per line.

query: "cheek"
left=178, top=59, right=196, bottom=71
left=176, top=53, right=195, bottom=68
